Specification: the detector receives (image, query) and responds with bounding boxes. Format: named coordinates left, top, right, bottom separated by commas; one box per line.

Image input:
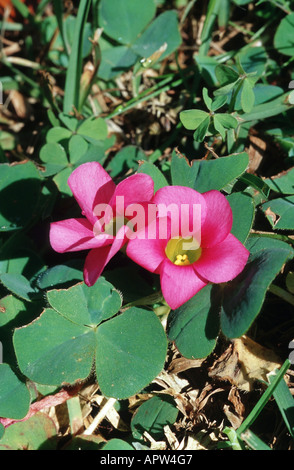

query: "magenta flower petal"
left=109, top=173, right=155, bottom=212
left=160, top=259, right=207, bottom=310
left=83, top=226, right=128, bottom=286
left=153, top=186, right=207, bottom=238
left=126, top=218, right=167, bottom=274
left=194, top=233, right=250, bottom=284
left=68, top=162, right=115, bottom=225
left=201, top=190, right=233, bottom=247
left=49, top=218, right=112, bottom=253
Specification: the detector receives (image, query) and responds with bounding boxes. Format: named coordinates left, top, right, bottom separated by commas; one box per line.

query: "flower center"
left=165, top=237, right=202, bottom=266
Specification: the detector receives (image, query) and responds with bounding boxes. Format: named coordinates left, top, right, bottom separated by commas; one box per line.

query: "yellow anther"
left=174, top=254, right=190, bottom=266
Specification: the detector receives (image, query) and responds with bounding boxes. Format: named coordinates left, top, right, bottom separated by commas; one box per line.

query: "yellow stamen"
left=165, top=237, right=202, bottom=266
left=174, top=254, right=190, bottom=266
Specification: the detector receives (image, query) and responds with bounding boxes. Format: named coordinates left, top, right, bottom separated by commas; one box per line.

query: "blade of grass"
left=11, top=0, right=33, bottom=20
left=222, top=427, right=245, bottom=450
left=236, top=359, right=291, bottom=437
left=269, top=284, right=294, bottom=308
left=217, top=0, right=231, bottom=29
left=52, top=0, right=70, bottom=56
left=241, top=430, right=272, bottom=450
left=63, top=0, right=91, bottom=114
left=199, top=0, right=220, bottom=56
left=269, top=374, right=294, bottom=438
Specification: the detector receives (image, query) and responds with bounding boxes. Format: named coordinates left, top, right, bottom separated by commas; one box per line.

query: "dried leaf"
left=209, top=336, right=282, bottom=391
left=168, top=356, right=205, bottom=375
left=247, top=134, right=267, bottom=173
left=264, top=206, right=280, bottom=226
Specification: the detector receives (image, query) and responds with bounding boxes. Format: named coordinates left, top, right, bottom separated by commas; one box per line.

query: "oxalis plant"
left=1, top=0, right=294, bottom=452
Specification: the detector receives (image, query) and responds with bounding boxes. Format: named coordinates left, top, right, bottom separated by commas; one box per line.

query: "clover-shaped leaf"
left=14, top=279, right=167, bottom=399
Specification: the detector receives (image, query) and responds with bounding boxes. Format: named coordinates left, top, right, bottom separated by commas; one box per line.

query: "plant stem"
left=269, top=284, right=294, bottom=307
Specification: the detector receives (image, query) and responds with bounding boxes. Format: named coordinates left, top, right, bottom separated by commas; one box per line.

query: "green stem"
left=269, top=284, right=294, bottom=307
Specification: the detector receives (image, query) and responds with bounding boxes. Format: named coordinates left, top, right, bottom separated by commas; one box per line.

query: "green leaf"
left=261, top=196, right=294, bottom=230
left=68, top=135, right=88, bottom=165
left=179, top=109, right=209, bottom=130
left=239, top=92, right=292, bottom=122
left=13, top=308, right=96, bottom=385
left=239, top=173, right=271, bottom=201
left=132, top=10, right=182, bottom=61
left=137, top=161, right=168, bottom=192
left=214, top=113, right=238, bottom=130
left=211, top=94, right=227, bottom=111
left=274, top=12, right=294, bottom=57
left=0, top=273, right=38, bottom=301
left=102, top=439, right=135, bottom=451
left=98, top=0, right=156, bottom=44
left=265, top=168, right=294, bottom=195
left=46, top=126, right=72, bottom=144
left=237, top=46, right=267, bottom=77
left=107, top=145, right=147, bottom=177
left=0, top=161, right=41, bottom=232
left=0, top=424, right=4, bottom=440
left=47, top=278, right=122, bottom=327
left=0, top=413, right=58, bottom=450
left=0, top=364, right=30, bottom=420
left=227, top=192, right=255, bottom=244
left=36, top=262, right=84, bottom=290
left=39, top=142, right=68, bottom=177
left=220, top=238, right=294, bottom=338
left=95, top=307, right=167, bottom=398
left=0, top=232, right=45, bottom=280
left=213, top=114, right=226, bottom=140
left=193, top=116, right=210, bottom=142
left=131, top=394, right=178, bottom=440
left=215, top=64, right=239, bottom=85
left=167, top=284, right=220, bottom=359
left=203, top=87, right=213, bottom=110
left=171, top=151, right=249, bottom=192
left=76, top=117, right=108, bottom=142
left=98, top=44, right=139, bottom=81
left=13, top=302, right=167, bottom=398
left=0, top=294, right=42, bottom=368
left=58, top=113, right=79, bottom=132
left=214, top=79, right=239, bottom=97
left=241, top=78, right=255, bottom=113
left=53, top=166, right=73, bottom=196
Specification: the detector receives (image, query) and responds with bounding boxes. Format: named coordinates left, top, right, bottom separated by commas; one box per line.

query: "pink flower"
left=49, top=162, right=154, bottom=286
left=126, top=186, right=250, bottom=310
